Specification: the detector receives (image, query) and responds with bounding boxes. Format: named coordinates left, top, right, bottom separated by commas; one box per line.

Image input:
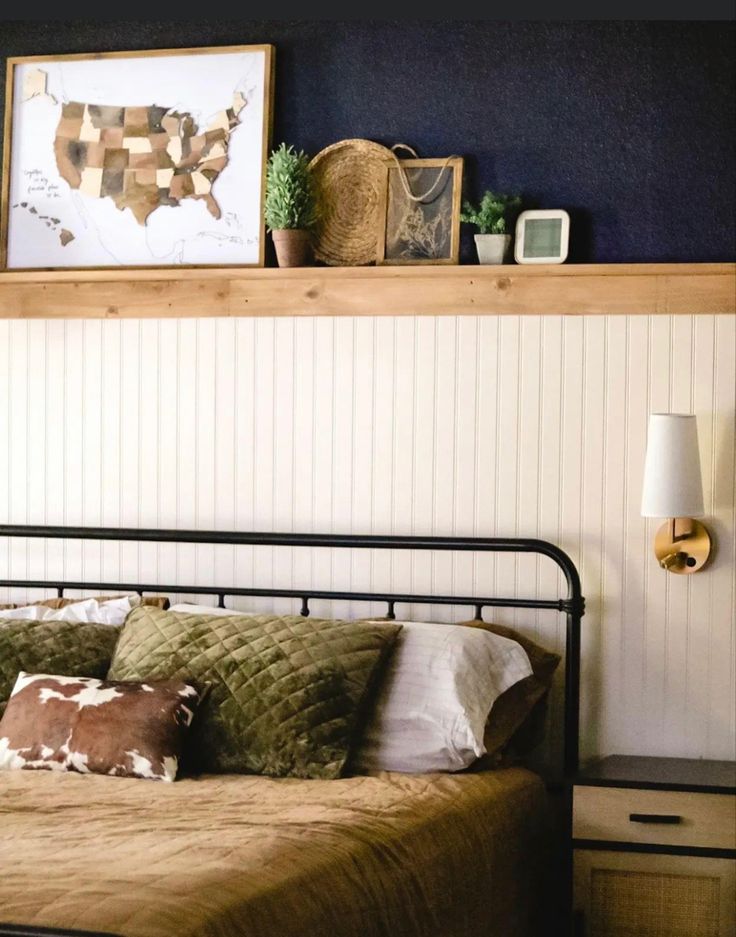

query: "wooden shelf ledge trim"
left=0, top=263, right=733, bottom=318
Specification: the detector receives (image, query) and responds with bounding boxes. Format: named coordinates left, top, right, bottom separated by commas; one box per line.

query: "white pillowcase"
left=353, top=620, right=533, bottom=774
left=169, top=603, right=255, bottom=617
left=0, top=596, right=134, bottom=626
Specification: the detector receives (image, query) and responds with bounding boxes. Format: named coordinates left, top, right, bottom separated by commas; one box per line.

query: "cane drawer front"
left=573, top=786, right=736, bottom=850
left=573, top=850, right=736, bottom=937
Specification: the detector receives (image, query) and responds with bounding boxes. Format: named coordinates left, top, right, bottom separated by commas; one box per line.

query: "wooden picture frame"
left=376, top=157, right=463, bottom=265
left=1, top=44, right=274, bottom=270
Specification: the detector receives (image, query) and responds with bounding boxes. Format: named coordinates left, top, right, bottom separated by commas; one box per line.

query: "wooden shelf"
left=0, top=263, right=733, bottom=318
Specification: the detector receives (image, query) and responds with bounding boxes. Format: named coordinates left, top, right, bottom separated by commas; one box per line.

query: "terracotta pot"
left=272, top=229, right=312, bottom=267
left=474, top=233, right=512, bottom=265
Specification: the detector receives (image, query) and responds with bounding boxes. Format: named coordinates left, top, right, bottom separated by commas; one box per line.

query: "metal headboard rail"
left=0, top=524, right=585, bottom=777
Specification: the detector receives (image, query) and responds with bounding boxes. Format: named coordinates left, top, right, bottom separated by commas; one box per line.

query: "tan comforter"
left=0, top=767, right=546, bottom=937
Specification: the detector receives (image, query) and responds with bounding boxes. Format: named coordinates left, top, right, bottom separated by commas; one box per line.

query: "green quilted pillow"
left=0, top=618, right=120, bottom=717
left=108, top=607, right=401, bottom=779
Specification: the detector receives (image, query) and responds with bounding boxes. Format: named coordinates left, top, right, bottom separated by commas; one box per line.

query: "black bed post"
left=564, top=609, right=581, bottom=779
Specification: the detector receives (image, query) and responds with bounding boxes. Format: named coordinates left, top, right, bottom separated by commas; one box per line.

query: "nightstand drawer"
left=573, top=786, right=736, bottom=850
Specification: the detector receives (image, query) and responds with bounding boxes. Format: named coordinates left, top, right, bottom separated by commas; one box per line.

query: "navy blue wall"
left=2, top=20, right=734, bottom=263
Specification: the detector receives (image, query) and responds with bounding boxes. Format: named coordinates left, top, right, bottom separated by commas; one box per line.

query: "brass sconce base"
left=654, top=518, right=711, bottom=573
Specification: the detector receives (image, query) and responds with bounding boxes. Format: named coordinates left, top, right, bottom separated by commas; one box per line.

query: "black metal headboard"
left=0, top=525, right=585, bottom=776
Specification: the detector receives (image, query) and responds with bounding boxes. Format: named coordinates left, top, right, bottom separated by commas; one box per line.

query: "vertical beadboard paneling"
left=411, top=320, right=436, bottom=619
left=194, top=319, right=217, bottom=591
left=26, top=321, right=48, bottom=597
left=44, top=322, right=65, bottom=585
left=81, top=321, right=102, bottom=582
left=310, top=319, right=334, bottom=619
left=211, top=320, right=236, bottom=597
left=351, top=318, right=375, bottom=603
left=174, top=321, right=197, bottom=599
left=155, top=319, right=179, bottom=591
left=517, top=318, right=543, bottom=640
left=666, top=316, right=695, bottom=755
left=252, top=319, right=276, bottom=612
left=685, top=317, right=715, bottom=754
left=620, top=317, right=649, bottom=752
left=7, top=321, right=29, bottom=597
left=600, top=317, right=627, bottom=755
left=291, top=318, right=314, bottom=601
left=537, top=317, right=564, bottom=644
left=63, top=323, right=84, bottom=583
left=495, top=317, right=521, bottom=606
left=330, top=318, right=355, bottom=620
left=390, top=318, right=415, bottom=613
left=432, top=317, right=457, bottom=621
left=579, top=317, right=606, bottom=757
left=1, top=313, right=734, bottom=762
left=473, top=318, right=498, bottom=606
left=453, top=318, right=480, bottom=606
left=371, top=318, right=397, bottom=615
left=710, top=314, right=736, bottom=757
left=231, top=319, right=255, bottom=611
left=644, top=316, right=671, bottom=754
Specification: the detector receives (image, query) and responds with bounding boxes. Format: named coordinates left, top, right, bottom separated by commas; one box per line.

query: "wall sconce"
left=641, top=413, right=711, bottom=574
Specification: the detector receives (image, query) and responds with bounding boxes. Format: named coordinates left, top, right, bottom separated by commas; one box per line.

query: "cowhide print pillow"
left=0, top=672, right=201, bottom=782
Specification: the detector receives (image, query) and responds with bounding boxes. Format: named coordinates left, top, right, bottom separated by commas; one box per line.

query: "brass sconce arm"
left=659, top=551, right=689, bottom=571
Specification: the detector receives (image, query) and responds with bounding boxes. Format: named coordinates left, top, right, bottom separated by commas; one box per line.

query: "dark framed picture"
left=376, top=157, right=463, bottom=265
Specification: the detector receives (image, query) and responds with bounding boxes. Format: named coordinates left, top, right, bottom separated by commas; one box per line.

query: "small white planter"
left=474, top=233, right=512, bottom=265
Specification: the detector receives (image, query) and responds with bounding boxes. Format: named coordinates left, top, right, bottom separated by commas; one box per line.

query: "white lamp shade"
left=641, top=413, right=705, bottom=518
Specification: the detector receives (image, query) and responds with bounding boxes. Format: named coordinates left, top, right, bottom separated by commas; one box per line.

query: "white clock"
left=514, top=209, right=570, bottom=264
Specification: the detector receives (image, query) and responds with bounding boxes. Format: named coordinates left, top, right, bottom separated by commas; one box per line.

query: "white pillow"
left=0, top=596, right=134, bottom=626
left=353, top=620, right=533, bottom=774
left=169, top=603, right=255, bottom=617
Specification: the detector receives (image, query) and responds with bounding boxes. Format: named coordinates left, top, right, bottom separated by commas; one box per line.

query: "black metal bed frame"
left=0, top=524, right=585, bottom=777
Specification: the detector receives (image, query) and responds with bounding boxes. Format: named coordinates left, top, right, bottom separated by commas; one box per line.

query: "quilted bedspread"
left=0, top=767, right=545, bottom=937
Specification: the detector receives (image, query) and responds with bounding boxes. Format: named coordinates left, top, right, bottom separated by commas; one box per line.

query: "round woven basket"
left=309, top=138, right=393, bottom=266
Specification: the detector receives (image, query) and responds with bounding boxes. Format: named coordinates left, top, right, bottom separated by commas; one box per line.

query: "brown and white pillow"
left=0, top=672, right=201, bottom=782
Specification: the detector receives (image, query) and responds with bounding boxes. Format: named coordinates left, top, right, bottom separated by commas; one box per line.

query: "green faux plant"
left=460, top=190, right=522, bottom=235
left=264, top=143, right=317, bottom=232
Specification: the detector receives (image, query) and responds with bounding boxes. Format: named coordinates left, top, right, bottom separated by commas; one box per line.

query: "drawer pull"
left=629, top=813, right=682, bottom=824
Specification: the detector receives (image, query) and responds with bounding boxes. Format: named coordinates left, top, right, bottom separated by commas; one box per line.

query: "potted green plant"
left=460, top=191, right=522, bottom=265
left=264, top=143, right=317, bottom=267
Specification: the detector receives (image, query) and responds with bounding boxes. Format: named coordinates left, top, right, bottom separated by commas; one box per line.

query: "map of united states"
left=53, top=93, right=246, bottom=225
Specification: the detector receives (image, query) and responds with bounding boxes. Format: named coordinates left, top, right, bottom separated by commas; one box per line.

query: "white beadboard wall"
left=0, top=314, right=734, bottom=762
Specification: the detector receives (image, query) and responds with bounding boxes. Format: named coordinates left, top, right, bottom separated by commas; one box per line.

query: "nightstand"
left=572, top=755, right=736, bottom=937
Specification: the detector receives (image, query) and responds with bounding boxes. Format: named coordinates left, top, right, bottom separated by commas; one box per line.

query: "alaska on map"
left=53, top=93, right=247, bottom=225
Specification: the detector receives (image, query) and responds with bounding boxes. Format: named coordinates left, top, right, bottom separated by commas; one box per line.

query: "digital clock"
left=514, top=209, right=570, bottom=264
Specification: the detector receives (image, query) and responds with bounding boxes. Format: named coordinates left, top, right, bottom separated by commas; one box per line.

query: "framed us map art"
left=1, top=45, right=274, bottom=269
